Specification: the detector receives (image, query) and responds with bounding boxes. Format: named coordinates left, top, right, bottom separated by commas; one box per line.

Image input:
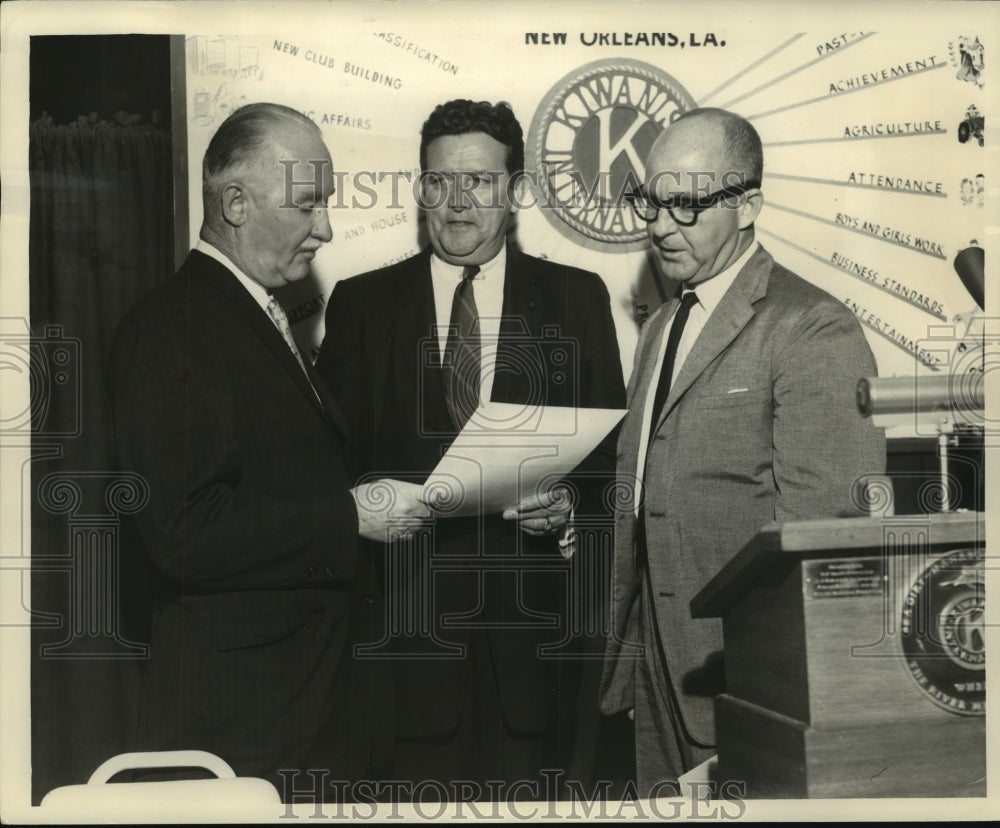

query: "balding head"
left=641, top=108, right=763, bottom=286
left=647, top=108, right=762, bottom=200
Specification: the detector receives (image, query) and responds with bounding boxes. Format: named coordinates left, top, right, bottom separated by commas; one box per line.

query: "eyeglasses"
left=624, top=182, right=760, bottom=227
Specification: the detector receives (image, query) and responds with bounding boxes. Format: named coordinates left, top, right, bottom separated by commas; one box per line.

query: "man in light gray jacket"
left=600, top=107, right=886, bottom=794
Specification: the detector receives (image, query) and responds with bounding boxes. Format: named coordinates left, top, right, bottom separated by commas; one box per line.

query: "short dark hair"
left=202, top=102, right=319, bottom=205
left=675, top=107, right=764, bottom=185
left=419, top=99, right=525, bottom=176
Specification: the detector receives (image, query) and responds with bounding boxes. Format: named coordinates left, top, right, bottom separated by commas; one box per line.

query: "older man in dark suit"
left=109, top=103, right=428, bottom=798
left=316, top=99, right=626, bottom=795
left=600, top=108, right=886, bottom=794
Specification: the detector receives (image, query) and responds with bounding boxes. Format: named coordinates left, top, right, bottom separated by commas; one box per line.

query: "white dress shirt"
left=430, top=247, right=506, bottom=404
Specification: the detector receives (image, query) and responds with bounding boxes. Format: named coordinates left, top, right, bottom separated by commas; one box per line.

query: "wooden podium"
left=690, top=512, right=986, bottom=798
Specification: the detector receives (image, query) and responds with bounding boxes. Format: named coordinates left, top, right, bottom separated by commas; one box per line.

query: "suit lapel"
left=302, top=356, right=355, bottom=451
left=493, top=246, right=542, bottom=402
left=620, top=296, right=676, bottom=459
left=651, top=245, right=771, bottom=433
left=189, top=251, right=343, bottom=435
left=387, top=249, right=436, bottom=393
left=378, top=249, right=455, bottom=440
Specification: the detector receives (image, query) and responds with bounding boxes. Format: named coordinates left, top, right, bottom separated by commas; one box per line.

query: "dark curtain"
left=29, top=116, right=175, bottom=803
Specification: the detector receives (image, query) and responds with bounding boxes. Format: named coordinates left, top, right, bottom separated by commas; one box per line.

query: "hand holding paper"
left=422, top=403, right=626, bottom=518
left=502, top=485, right=573, bottom=536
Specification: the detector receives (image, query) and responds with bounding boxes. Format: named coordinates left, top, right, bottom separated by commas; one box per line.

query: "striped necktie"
left=266, top=295, right=320, bottom=402
left=442, top=265, right=481, bottom=430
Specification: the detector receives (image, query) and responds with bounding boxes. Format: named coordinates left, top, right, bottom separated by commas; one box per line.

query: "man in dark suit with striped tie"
left=317, top=99, right=626, bottom=796
left=109, top=103, right=429, bottom=799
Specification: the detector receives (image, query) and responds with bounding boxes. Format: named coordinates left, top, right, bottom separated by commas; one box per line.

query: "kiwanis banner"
left=176, top=3, right=993, bottom=393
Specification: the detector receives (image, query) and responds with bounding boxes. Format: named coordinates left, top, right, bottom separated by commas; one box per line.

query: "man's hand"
left=351, top=479, right=431, bottom=542
left=502, top=485, right=573, bottom=537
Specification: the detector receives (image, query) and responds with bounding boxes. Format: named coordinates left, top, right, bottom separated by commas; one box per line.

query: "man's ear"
left=737, top=189, right=763, bottom=230
left=221, top=182, right=247, bottom=227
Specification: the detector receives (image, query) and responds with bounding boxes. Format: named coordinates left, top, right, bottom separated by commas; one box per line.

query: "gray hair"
left=201, top=102, right=320, bottom=208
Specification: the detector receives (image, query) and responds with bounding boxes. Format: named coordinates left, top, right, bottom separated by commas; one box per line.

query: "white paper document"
left=422, top=403, right=626, bottom=517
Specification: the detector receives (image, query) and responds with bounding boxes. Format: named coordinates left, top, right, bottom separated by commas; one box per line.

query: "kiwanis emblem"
left=527, top=58, right=697, bottom=253
left=899, top=548, right=985, bottom=715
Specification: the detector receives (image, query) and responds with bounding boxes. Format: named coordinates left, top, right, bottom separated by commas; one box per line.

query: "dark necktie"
left=648, top=289, right=698, bottom=443
left=638, top=288, right=698, bottom=572
left=443, top=265, right=481, bottom=430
